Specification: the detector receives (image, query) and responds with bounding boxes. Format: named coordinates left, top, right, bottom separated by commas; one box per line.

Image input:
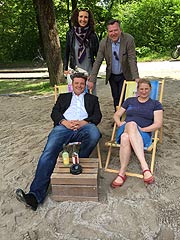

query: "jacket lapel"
left=65, top=93, right=73, bottom=109
left=84, top=93, right=90, bottom=111
left=120, top=33, right=125, bottom=62
left=106, top=37, right=112, bottom=62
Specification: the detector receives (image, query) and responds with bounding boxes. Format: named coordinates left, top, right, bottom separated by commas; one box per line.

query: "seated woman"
left=111, top=79, right=163, bottom=188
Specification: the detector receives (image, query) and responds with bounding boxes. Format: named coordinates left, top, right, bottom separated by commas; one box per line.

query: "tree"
left=33, top=0, right=64, bottom=86
left=115, top=0, right=180, bottom=54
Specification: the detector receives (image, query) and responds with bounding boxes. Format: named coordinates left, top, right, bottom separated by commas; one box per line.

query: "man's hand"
left=135, top=78, right=140, bottom=83
left=61, top=120, right=88, bottom=130
left=87, top=81, right=94, bottom=91
left=74, top=120, right=88, bottom=129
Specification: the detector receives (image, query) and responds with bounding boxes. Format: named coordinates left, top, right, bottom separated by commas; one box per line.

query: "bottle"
left=62, top=144, right=69, bottom=166
left=67, top=73, right=72, bottom=92
left=72, top=144, right=79, bottom=164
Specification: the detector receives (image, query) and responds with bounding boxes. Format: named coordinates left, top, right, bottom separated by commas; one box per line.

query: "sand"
left=1, top=64, right=180, bottom=240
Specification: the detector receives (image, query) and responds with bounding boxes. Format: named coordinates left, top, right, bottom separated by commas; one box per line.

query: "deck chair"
left=54, top=84, right=102, bottom=168
left=105, top=79, right=164, bottom=178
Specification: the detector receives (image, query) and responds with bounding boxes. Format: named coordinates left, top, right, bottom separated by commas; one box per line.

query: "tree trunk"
left=71, top=0, right=78, bottom=12
left=33, top=0, right=65, bottom=86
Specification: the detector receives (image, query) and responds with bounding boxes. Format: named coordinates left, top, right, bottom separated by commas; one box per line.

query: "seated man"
left=16, top=72, right=102, bottom=211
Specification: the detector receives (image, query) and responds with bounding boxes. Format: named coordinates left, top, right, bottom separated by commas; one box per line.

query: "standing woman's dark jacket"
left=63, top=28, right=99, bottom=71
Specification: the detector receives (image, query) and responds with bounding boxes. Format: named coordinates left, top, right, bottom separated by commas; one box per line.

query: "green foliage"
left=55, top=1, right=70, bottom=55
left=1, top=0, right=180, bottom=63
left=115, top=0, right=180, bottom=55
left=137, top=51, right=171, bottom=62
left=0, top=0, right=39, bottom=63
left=136, top=46, right=151, bottom=57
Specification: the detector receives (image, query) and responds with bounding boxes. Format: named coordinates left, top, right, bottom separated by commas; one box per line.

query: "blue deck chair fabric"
left=150, top=80, right=159, bottom=100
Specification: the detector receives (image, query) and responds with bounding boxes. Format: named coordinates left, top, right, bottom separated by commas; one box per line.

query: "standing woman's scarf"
left=74, top=26, right=91, bottom=64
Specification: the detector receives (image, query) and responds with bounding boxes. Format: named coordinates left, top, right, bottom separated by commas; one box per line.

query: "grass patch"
left=137, top=51, right=172, bottom=62
left=0, top=52, right=173, bottom=96
left=0, top=60, right=34, bottom=69
left=0, top=79, right=53, bottom=95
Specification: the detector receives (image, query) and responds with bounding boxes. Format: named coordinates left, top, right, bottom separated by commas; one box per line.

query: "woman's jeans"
left=29, top=123, right=101, bottom=203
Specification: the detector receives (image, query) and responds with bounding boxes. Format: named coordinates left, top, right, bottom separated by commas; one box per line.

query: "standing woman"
left=63, top=8, right=99, bottom=94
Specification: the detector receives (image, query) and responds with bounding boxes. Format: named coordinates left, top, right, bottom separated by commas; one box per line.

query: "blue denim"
left=29, top=123, right=101, bottom=203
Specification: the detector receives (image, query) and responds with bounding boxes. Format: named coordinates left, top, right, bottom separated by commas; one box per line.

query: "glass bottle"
left=72, top=144, right=79, bottom=164
left=62, top=144, right=69, bottom=166
left=67, top=73, right=72, bottom=92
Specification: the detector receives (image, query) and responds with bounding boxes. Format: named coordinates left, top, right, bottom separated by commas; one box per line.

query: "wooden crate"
left=51, top=158, right=99, bottom=202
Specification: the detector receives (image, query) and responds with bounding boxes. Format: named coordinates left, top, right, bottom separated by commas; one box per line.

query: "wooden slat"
left=53, top=167, right=98, bottom=174
left=105, top=141, right=120, bottom=147
left=51, top=185, right=97, bottom=197
left=105, top=168, right=143, bottom=178
left=51, top=173, right=97, bottom=185
left=55, top=157, right=98, bottom=169
left=56, top=157, right=98, bottom=164
left=55, top=162, right=98, bottom=169
left=51, top=195, right=98, bottom=202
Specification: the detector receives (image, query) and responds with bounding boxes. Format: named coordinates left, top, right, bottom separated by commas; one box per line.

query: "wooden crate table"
left=51, top=158, right=99, bottom=202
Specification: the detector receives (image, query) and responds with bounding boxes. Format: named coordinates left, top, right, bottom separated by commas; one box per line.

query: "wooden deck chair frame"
left=54, top=84, right=102, bottom=168
left=104, top=79, right=164, bottom=178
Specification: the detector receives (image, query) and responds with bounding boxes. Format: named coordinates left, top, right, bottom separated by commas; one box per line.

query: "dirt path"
left=0, top=60, right=180, bottom=79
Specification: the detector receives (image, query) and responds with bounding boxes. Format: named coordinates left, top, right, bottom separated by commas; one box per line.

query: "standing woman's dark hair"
left=63, top=7, right=99, bottom=94
left=71, top=8, right=96, bottom=32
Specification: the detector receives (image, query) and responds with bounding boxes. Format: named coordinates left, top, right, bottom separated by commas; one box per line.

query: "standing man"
left=16, top=73, right=102, bottom=211
left=88, top=19, right=140, bottom=110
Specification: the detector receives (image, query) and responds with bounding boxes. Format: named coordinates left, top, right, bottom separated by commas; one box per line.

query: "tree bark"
left=33, top=0, right=64, bottom=86
left=71, top=0, right=78, bottom=12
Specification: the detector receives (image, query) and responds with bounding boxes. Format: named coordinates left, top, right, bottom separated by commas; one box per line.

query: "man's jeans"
left=29, top=124, right=101, bottom=203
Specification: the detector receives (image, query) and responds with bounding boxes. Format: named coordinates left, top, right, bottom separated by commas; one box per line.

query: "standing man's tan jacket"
left=88, top=19, right=140, bottom=110
left=90, top=32, right=139, bottom=84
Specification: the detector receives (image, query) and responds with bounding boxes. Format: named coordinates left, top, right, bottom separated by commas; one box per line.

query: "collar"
left=72, top=91, right=86, bottom=97
left=111, top=38, right=120, bottom=44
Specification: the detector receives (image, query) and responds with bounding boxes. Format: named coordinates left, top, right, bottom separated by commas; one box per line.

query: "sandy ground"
left=1, top=63, right=180, bottom=240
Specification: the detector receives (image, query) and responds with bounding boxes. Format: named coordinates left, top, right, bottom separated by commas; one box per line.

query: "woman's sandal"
left=143, top=169, right=154, bottom=184
left=111, top=174, right=127, bottom=188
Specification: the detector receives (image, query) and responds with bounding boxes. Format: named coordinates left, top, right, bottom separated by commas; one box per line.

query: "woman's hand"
left=64, top=70, right=71, bottom=75
left=117, top=121, right=126, bottom=128
left=113, top=107, right=126, bottom=127
left=139, top=127, right=145, bottom=132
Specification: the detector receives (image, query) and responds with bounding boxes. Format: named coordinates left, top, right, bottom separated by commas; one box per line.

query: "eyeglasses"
left=113, top=51, right=119, bottom=61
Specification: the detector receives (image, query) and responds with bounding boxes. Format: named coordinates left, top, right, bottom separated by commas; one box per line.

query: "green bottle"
left=62, top=144, right=69, bottom=166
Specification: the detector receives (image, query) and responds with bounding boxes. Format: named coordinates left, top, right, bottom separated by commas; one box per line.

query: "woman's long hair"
left=71, top=8, right=95, bottom=32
